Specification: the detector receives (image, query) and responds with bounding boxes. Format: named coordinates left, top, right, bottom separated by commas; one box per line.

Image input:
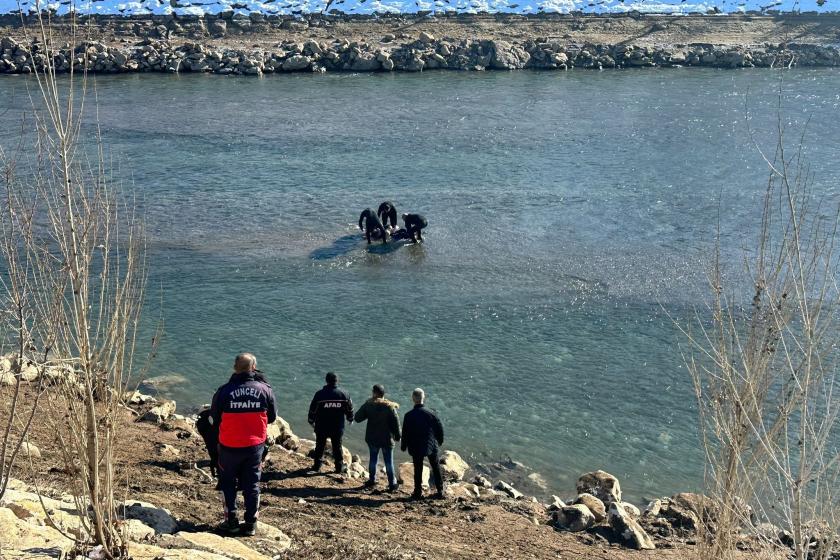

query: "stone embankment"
left=1, top=33, right=838, bottom=76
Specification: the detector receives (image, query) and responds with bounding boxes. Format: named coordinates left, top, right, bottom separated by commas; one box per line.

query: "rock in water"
left=439, top=450, right=469, bottom=481
left=576, top=470, right=622, bottom=505
left=553, top=504, right=595, bottom=532
left=574, top=493, right=606, bottom=523
left=608, top=502, right=655, bottom=550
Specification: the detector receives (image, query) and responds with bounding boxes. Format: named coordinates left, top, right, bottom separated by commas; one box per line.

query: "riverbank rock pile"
left=1, top=34, right=838, bottom=75
left=0, top=477, right=292, bottom=559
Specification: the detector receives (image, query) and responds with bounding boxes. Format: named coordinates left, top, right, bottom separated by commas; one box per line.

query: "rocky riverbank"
left=0, top=356, right=821, bottom=559
left=1, top=34, right=838, bottom=76
left=1, top=13, right=840, bottom=75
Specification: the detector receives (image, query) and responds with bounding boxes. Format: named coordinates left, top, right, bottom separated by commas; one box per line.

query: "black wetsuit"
left=359, top=208, right=387, bottom=244
left=377, top=201, right=398, bottom=229
left=403, top=213, right=428, bottom=243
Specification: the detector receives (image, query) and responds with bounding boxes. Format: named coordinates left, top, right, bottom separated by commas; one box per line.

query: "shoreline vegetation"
left=1, top=14, right=840, bottom=75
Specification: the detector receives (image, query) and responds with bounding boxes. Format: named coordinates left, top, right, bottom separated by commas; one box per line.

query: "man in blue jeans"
left=353, top=384, right=401, bottom=491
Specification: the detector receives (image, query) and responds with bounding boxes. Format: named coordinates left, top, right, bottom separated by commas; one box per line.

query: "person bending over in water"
left=359, top=208, right=388, bottom=245
left=377, top=201, right=398, bottom=231
left=402, top=213, right=428, bottom=243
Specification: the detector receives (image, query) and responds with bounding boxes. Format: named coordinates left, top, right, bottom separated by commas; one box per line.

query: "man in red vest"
left=211, top=353, right=277, bottom=536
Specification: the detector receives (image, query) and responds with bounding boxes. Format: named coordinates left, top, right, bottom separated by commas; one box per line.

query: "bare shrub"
left=0, top=10, right=152, bottom=559
left=679, top=106, right=840, bottom=560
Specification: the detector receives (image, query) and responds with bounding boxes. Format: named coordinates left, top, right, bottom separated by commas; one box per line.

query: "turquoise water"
left=1, top=69, right=840, bottom=503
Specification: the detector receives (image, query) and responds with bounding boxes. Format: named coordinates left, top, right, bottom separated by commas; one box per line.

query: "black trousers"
left=412, top=452, right=443, bottom=495
left=313, top=430, right=344, bottom=470
left=218, top=443, right=263, bottom=524
left=407, top=224, right=424, bottom=241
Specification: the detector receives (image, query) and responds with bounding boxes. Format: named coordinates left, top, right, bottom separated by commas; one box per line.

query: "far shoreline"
left=0, top=12, right=839, bottom=76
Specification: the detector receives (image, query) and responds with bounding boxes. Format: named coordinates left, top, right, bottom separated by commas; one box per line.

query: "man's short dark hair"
left=372, top=384, right=385, bottom=397
left=325, top=372, right=338, bottom=385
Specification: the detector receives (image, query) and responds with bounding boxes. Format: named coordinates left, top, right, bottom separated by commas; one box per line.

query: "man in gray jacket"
left=354, top=384, right=401, bottom=491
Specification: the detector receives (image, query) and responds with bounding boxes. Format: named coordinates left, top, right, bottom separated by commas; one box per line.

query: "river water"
left=1, top=68, right=839, bottom=503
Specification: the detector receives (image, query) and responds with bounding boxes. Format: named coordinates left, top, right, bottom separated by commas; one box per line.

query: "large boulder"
left=617, top=501, right=641, bottom=519
left=20, top=442, right=40, bottom=459
left=574, top=493, right=606, bottom=523
left=577, top=470, right=622, bottom=505
left=398, top=461, right=430, bottom=490
left=176, top=531, right=272, bottom=560
left=302, top=439, right=352, bottom=467
left=349, top=53, right=380, bottom=72
left=0, top=484, right=82, bottom=536
left=130, top=543, right=232, bottom=560
left=0, top=506, right=75, bottom=559
left=448, top=482, right=481, bottom=499
left=266, top=417, right=297, bottom=449
left=489, top=40, right=531, bottom=70
left=608, top=502, right=655, bottom=550
left=495, top=480, right=523, bottom=500
left=122, top=500, right=178, bottom=534
left=122, top=518, right=156, bottom=542
left=140, top=400, right=176, bottom=423
left=552, top=504, right=595, bottom=532
left=282, top=55, right=311, bottom=72
left=439, top=450, right=469, bottom=481
left=670, top=492, right=719, bottom=519
left=126, top=390, right=157, bottom=406
left=254, top=521, right=293, bottom=551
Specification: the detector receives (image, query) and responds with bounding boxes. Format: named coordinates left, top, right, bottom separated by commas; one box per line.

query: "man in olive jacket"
left=354, top=384, right=401, bottom=491
left=401, top=387, right=444, bottom=499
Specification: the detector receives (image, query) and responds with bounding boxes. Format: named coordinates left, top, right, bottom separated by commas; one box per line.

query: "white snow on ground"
left=0, top=0, right=831, bottom=17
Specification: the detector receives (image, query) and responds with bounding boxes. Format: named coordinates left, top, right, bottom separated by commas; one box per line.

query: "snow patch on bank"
left=0, top=0, right=831, bottom=17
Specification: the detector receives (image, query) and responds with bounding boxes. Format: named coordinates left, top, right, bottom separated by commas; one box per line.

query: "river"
left=1, top=68, right=839, bottom=503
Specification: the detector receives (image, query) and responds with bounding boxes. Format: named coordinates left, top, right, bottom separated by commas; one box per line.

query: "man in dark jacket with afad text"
left=401, top=387, right=444, bottom=499
left=210, top=353, right=277, bottom=536
left=308, top=372, right=354, bottom=473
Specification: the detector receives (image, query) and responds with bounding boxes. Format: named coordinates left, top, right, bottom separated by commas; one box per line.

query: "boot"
left=240, top=521, right=256, bottom=537
left=218, top=515, right=240, bottom=535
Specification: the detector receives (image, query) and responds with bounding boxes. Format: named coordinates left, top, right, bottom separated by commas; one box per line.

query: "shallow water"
left=1, top=68, right=839, bottom=503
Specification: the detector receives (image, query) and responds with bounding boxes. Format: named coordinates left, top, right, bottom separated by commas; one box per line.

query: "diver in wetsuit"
left=377, top=201, right=398, bottom=230
left=402, top=213, right=428, bottom=243
left=359, top=208, right=387, bottom=245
